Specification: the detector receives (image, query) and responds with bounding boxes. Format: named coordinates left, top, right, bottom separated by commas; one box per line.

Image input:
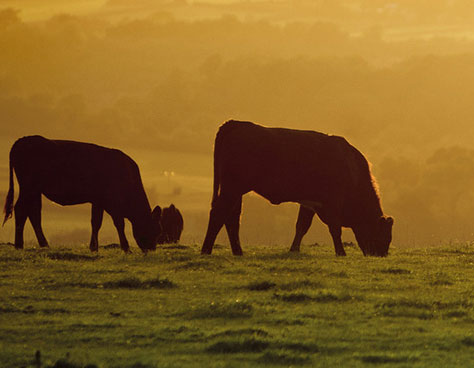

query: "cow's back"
left=214, top=121, right=361, bottom=205
left=10, top=136, right=146, bottom=210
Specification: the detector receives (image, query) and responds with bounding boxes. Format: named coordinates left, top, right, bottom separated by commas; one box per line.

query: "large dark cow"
left=155, top=204, right=184, bottom=244
left=201, top=120, right=394, bottom=257
left=3, top=136, right=161, bottom=253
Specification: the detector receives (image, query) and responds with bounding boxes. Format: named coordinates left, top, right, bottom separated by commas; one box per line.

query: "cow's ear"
left=152, top=205, right=162, bottom=220
left=383, top=216, right=394, bottom=226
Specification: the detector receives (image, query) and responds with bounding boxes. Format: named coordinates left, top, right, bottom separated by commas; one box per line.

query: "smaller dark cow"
left=3, top=136, right=161, bottom=252
left=202, top=120, right=394, bottom=257
left=154, top=204, right=184, bottom=244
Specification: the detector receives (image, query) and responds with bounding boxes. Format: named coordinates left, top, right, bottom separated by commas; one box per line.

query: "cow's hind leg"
left=289, top=205, right=315, bottom=252
left=89, top=204, right=104, bottom=252
left=28, top=193, right=49, bottom=248
left=201, top=193, right=239, bottom=255
left=111, top=215, right=130, bottom=253
left=225, top=196, right=243, bottom=256
left=329, top=224, right=346, bottom=256
left=13, top=193, right=29, bottom=249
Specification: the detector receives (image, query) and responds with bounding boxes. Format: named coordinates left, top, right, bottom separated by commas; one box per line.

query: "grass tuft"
left=444, top=310, right=468, bottom=318
left=206, top=338, right=269, bottom=353
left=188, top=300, right=253, bottom=319
left=102, top=276, right=175, bottom=289
left=102, top=243, right=121, bottom=249
left=246, top=281, right=276, bottom=291
left=312, top=290, right=352, bottom=302
left=380, top=267, right=412, bottom=275
left=279, top=280, right=321, bottom=290
left=274, top=292, right=313, bottom=302
left=275, top=342, right=319, bottom=353
left=460, top=336, right=474, bottom=346
left=358, top=353, right=418, bottom=364
left=210, top=328, right=270, bottom=339
left=257, top=351, right=311, bottom=365
left=46, top=252, right=98, bottom=261
left=430, top=272, right=454, bottom=286
left=44, top=358, right=87, bottom=368
left=162, top=244, right=190, bottom=250
left=275, top=290, right=352, bottom=303
left=176, top=260, right=214, bottom=270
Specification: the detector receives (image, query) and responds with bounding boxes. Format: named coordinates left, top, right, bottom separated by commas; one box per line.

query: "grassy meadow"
left=0, top=242, right=473, bottom=367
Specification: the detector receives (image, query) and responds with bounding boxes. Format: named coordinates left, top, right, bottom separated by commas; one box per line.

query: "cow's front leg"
left=112, top=215, right=130, bottom=253
left=89, top=204, right=104, bottom=252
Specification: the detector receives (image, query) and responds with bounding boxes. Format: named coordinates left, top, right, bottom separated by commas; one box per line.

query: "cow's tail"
left=211, top=128, right=222, bottom=208
left=3, top=151, right=14, bottom=226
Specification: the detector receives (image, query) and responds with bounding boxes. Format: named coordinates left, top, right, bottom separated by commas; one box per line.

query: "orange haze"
left=2, top=0, right=474, bottom=248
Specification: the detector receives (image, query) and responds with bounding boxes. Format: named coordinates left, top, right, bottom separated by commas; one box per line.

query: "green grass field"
left=0, top=242, right=473, bottom=367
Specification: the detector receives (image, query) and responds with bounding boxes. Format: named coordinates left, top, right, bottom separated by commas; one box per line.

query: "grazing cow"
left=3, top=135, right=161, bottom=252
left=201, top=120, right=394, bottom=257
left=155, top=204, right=184, bottom=244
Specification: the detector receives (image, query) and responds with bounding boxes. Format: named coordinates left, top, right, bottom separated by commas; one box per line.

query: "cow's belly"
left=42, top=191, right=91, bottom=206
left=42, top=184, right=96, bottom=206
left=298, top=200, right=323, bottom=211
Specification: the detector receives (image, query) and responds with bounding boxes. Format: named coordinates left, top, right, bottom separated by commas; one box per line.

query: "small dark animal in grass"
left=202, top=120, right=394, bottom=257
left=154, top=204, right=184, bottom=244
left=3, top=136, right=162, bottom=253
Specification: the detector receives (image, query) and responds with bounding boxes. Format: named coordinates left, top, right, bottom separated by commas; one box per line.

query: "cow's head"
left=353, top=216, right=394, bottom=257
left=133, top=205, right=162, bottom=252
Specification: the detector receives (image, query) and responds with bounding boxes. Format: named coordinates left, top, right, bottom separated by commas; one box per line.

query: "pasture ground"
left=0, top=242, right=473, bottom=367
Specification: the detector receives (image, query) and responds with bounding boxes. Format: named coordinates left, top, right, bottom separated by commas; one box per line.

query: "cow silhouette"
left=154, top=204, right=184, bottom=244
left=3, top=136, right=161, bottom=252
left=201, top=120, right=394, bottom=257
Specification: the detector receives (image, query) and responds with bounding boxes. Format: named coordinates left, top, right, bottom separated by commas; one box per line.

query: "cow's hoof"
left=201, top=246, right=213, bottom=255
